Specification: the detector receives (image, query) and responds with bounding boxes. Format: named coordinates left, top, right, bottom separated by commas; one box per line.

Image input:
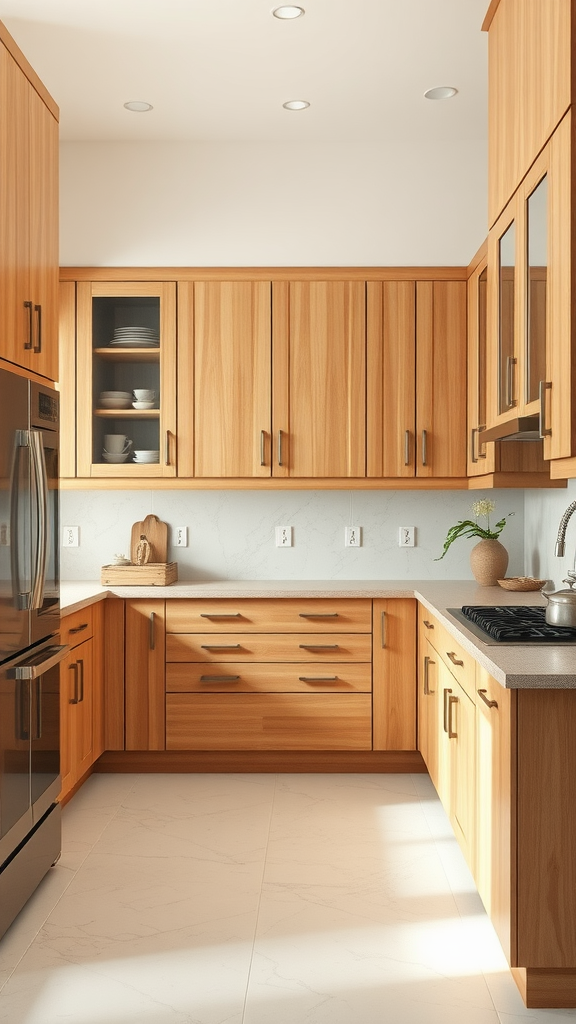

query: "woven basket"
left=497, top=576, right=546, bottom=592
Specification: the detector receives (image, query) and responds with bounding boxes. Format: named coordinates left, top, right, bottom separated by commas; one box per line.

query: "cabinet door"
left=367, top=282, right=416, bottom=477
left=476, top=667, right=513, bottom=962
left=28, top=83, right=58, bottom=382
left=437, top=658, right=476, bottom=872
left=59, top=647, right=75, bottom=800
left=468, top=258, right=497, bottom=475
left=416, top=281, right=467, bottom=478
left=417, top=634, right=439, bottom=787
left=373, top=598, right=416, bottom=750
left=273, top=281, right=366, bottom=477
left=74, top=639, right=94, bottom=780
left=181, top=281, right=272, bottom=478
left=125, top=600, right=165, bottom=750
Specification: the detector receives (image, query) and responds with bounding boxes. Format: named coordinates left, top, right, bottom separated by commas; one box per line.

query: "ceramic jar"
left=469, top=538, right=509, bottom=586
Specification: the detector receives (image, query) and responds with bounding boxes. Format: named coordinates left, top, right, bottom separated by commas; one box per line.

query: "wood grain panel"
left=166, top=633, right=372, bottom=663
left=61, top=605, right=94, bottom=647
left=91, top=598, right=105, bottom=761
left=367, top=281, right=416, bottom=477
left=59, top=282, right=76, bottom=475
left=416, top=281, right=467, bottom=478
left=512, top=968, right=576, bottom=1010
left=193, top=281, right=272, bottom=477
left=61, top=266, right=469, bottom=283
left=166, top=662, right=371, bottom=693
left=165, top=598, right=372, bottom=633
left=28, top=82, right=59, bottom=381
left=516, top=689, right=576, bottom=967
left=166, top=693, right=372, bottom=750
left=274, top=281, right=366, bottom=477
left=103, top=598, right=125, bottom=750
left=372, top=598, right=416, bottom=750
left=125, top=600, right=165, bottom=751
left=487, top=0, right=571, bottom=224
left=417, top=633, right=439, bottom=788
left=546, top=112, right=573, bottom=460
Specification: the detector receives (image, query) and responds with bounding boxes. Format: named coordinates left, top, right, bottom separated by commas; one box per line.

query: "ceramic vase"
left=469, top=538, right=509, bottom=586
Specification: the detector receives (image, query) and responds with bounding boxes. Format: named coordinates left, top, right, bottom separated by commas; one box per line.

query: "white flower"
left=471, top=499, right=496, bottom=518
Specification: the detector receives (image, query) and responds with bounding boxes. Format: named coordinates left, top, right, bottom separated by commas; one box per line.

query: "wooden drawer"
left=166, top=662, right=372, bottom=693
left=165, top=598, right=372, bottom=633
left=418, top=604, right=440, bottom=644
left=165, top=693, right=372, bottom=750
left=166, top=633, right=372, bottom=663
left=434, top=623, right=476, bottom=701
left=61, top=605, right=94, bottom=648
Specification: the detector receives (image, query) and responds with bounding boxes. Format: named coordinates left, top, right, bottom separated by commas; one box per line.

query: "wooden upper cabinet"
left=0, top=39, right=58, bottom=381
left=273, top=280, right=366, bottom=478
left=486, top=0, right=571, bottom=225
left=367, top=281, right=416, bottom=478
left=178, top=281, right=272, bottom=478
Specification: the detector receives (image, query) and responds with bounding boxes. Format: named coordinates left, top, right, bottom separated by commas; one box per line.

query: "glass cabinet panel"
left=526, top=175, right=548, bottom=405
left=498, top=221, right=516, bottom=414
left=477, top=266, right=488, bottom=455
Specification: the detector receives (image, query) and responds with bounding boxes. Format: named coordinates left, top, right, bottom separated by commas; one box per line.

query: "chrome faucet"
left=555, top=500, right=576, bottom=557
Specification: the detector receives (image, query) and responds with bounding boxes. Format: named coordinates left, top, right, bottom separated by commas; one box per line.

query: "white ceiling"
left=1, top=0, right=488, bottom=144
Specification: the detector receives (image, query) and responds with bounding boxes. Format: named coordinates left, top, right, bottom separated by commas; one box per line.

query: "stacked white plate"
left=108, top=326, right=159, bottom=348
left=133, top=449, right=160, bottom=464
left=99, top=390, right=132, bottom=409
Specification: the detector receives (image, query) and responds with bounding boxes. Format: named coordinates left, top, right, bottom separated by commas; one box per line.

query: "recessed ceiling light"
left=123, top=100, right=153, bottom=112
left=283, top=100, right=310, bottom=110
left=424, top=86, right=458, bottom=101
left=272, top=5, right=305, bottom=18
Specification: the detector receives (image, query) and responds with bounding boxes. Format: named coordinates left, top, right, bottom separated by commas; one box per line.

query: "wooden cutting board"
left=130, top=515, right=168, bottom=564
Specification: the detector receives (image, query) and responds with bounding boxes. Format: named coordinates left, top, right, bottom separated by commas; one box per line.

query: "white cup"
left=104, top=434, right=132, bottom=454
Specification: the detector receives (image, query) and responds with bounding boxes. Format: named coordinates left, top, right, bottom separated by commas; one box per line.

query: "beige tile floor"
left=0, top=772, right=575, bottom=1024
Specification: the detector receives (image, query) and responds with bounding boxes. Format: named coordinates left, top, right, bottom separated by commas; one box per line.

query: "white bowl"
left=132, top=401, right=155, bottom=410
left=133, top=389, right=156, bottom=400
left=100, top=398, right=133, bottom=409
left=102, top=452, right=129, bottom=464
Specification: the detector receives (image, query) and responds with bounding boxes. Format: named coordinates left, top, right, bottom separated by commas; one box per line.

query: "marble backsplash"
left=60, top=488, right=525, bottom=582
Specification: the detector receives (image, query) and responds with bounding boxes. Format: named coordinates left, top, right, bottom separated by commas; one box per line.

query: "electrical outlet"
left=398, top=526, right=415, bottom=548
left=275, top=526, right=293, bottom=547
left=345, top=526, right=362, bottom=547
left=63, top=526, right=79, bottom=548
left=175, top=526, right=188, bottom=547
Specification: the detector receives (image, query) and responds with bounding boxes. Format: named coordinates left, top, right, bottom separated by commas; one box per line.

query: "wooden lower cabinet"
left=125, top=600, right=165, bottom=751
left=60, top=637, right=94, bottom=800
left=417, top=633, right=439, bottom=788
left=436, top=658, right=476, bottom=872
left=372, top=598, right=416, bottom=750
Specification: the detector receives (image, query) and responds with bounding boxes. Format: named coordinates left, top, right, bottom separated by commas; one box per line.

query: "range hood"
left=478, top=415, right=541, bottom=442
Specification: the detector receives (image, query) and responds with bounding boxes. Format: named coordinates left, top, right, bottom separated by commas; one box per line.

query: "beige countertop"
left=59, top=579, right=576, bottom=690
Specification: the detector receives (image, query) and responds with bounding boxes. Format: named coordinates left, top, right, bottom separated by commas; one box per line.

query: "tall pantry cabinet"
left=0, top=24, right=59, bottom=382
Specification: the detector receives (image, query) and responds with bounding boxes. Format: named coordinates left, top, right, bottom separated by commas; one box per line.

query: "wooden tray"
left=497, top=576, right=546, bottom=592
left=101, top=562, right=178, bottom=586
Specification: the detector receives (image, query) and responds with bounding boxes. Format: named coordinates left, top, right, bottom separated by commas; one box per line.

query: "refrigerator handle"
left=10, top=432, right=30, bottom=611
left=29, top=430, right=48, bottom=611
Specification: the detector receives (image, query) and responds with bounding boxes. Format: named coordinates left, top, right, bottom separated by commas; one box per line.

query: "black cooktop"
left=448, top=605, right=576, bottom=645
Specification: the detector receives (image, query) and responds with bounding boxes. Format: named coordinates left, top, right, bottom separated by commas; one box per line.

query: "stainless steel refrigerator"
left=0, top=365, right=66, bottom=937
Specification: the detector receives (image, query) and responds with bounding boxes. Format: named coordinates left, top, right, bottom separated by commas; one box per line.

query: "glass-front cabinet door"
left=76, top=282, right=176, bottom=478
left=525, top=174, right=548, bottom=409
left=497, top=220, right=517, bottom=416
left=467, top=259, right=495, bottom=475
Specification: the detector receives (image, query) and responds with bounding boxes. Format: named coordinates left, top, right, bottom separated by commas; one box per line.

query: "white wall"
left=525, top=481, right=575, bottom=586
left=60, top=488, right=525, bottom=582
left=60, top=140, right=487, bottom=267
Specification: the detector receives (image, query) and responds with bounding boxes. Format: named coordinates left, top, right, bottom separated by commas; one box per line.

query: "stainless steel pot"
left=542, top=574, right=576, bottom=627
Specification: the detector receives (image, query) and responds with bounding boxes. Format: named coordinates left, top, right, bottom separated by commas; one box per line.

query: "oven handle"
left=7, top=644, right=69, bottom=680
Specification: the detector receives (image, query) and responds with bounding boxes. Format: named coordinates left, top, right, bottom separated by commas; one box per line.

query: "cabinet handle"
left=380, top=610, right=386, bottom=648
left=33, top=304, right=42, bottom=354
left=404, top=429, right=411, bottom=466
left=149, top=612, right=156, bottom=650
left=200, top=613, right=242, bottom=619
left=299, top=644, right=339, bottom=650
left=448, top=694, right=458, bottom=738
left=260, top=430, right=266, bottom=467
left=165, top=431, right=171, bottom=466
left=443, top=687, right=452, bottom=733
left=423, top=620, right=434, bottom=630
left=470, top=427, right=478, bottom=464
left=446, top=651, right=464, bottom=667
left=277, top=429, right=284, bottom=467
left=201, top=643, right=241, bottom=649
left=200, top=675, right=241, bottom=683
left=69, top=623, right=88, bottom=635
left=24, top=300, right=34, bottom=350
left=77, top=658, right=84, bottom=703
left=69, top=662, right=79, bottom=705
left=478, top=688, right=498, bottom=709
left=299, top=612, right=338, bottom=618
left=539, top=380, right=552, bottom=438
left=423, top=655, right=435, bottom=696
left=299, top=676, right=339, bottom=683
left=421, top=429, right=428, bottom=466
left=506, top=356, right=517, bottom=408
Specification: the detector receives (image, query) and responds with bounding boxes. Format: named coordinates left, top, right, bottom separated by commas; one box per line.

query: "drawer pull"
left=299, top=613, right=339, bottom=618
left=201, top=644, right=242, bottom=650
left=423, top=620, right=434, bottom=630
left=478, top=688, right=498, bottom=710
left=200, top=613, right=242, bottom=619
left=446, top=651, right=464, bottom=667
left=298, top=644, right=339, bottom=650
left=69, top=623, right=88, bottom=634
left=200, top=675, right=241, bottom=683
left=299, top=676, right=339, bottom=683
